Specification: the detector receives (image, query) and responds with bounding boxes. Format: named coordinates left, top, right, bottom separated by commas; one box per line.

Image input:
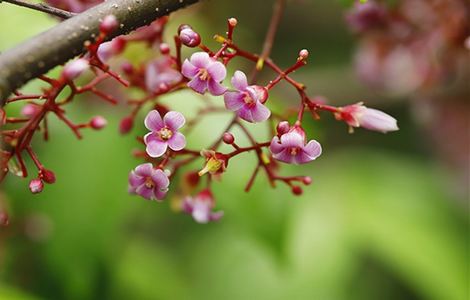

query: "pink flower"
left=145, top=57, right=182, bottom=93
left=224, top=71, right=271, bottom=123
left=182, top=189, right=223, bottom=223
left=337, top=103, right=398, bottom=133
left=270, top=124, right=322, bottom=164
left=128, top=163, right=170, bottom=201
left=144, top=110, right=186, bottom=158
left=182, top=52, right=227, bottom=95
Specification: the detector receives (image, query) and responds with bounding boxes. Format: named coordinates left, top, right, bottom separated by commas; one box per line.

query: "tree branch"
left=0, top=0, right=200, bottom=104
left=0, top=0, right=76, bottom=19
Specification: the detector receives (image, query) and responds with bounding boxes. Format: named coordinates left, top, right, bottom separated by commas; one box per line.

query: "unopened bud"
left=222, top=132, right=235, bottom=144
left=276, top=121, right=290, bottom=135
left=90, top=116, right=107, bottom=130
left=298, top=49, right=309, bottom=60
left=40, top=169, right=56, bottom=184
left=159, top=43, right=170, bottom=54
left=0, top=211, right=8, bottom=226
left=185, top=171, right=200, bottom=187
left=100, top=15, right=119, bottom=34
left=228, top=17, right=238, bottom=27
left=292, top=185, right=303, bottom=195
left=29, top=178, right=44, bottom=193
left=21, top=104, right=40, bottom=118
left=179, top=26, right=201, bottom=47
left=63, top=59, right=89, bottom=81
left=302, top=176, right=312, bottom=185
left=121, top=62, right=134, bottom=74
left=119, top=116, right=134, bottom=134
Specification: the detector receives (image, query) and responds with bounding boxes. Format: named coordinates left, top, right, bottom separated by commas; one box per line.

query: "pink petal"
left=273, top=149, right=295, bottom=164
left=188, top=77, right=208, bottom=94
left=144, top=110, right=164, bottom=131
left=209, top=211, right=224, bottom=222
left=250, top=102, right=271, bottom=123
left=224, top=92, right=245, bottom=111
left=146, top=140, right=168, bottom=158
left=181, top=59, right=199, bottom=78
left=231, top=70, right=248, bottom=91
left=303, top=140, right=322, bottom=159
left=134, top=163, right=153, bottom=177
left=269, top=136, right=284, bottom=154
left=192, top=203, right=211, bottom=223
left=360, top=108, right=399, bottom=133
left=207, top=61, right=227, bottom=82
left=189, top=52, right=211, bottom=68
left=129, top=171, right=145, bottom=187
left=207, top=79, right=227, bottom=96
left=168, top=132, right=186, bottom=151
left=237, top=106, right=254, bottom=122
left=280, top=131, right=304, bottom=148
left=136, top=185, right=155, bottom=200
left=164, top=111, right=186, bottom=130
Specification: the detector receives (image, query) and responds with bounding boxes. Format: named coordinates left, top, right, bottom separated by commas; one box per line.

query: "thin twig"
left=0, top=0, right=76, bottom=19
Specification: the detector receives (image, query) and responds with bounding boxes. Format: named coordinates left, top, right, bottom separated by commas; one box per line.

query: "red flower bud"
left=159, top=43, right=170, bottom=55
left=222, top=132, right=235, bottom=144
left=90, top=116, right=107, bottom=130
left=185, top=171, right=200, bottom=188
left=276, top=121, right=290, bottom=135
left=291, top=185, right=303, bottom=195
left=29, top=178, right=44, bottom=193
left=40, top=169, right=56, bottom=184
left=302, top=176, right=312, bottom=185
left=119, top=116, right=134, bottom=134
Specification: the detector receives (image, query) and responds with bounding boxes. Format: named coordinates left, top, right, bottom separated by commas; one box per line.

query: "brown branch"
left=0, top=0, right=200, bottom=104
left=0, top=0, right=76, bottom=19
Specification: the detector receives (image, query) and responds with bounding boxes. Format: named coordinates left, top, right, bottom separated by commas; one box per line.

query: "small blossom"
left=270, top=124, right=322, bottom=164
left=144, top=110, right=186, bottom=158
left=181, top=52, right=227, bottom=95
left=178, top=25, right=201, bottom=47
left=336, top=103, right=398, bottom=133
left=224, top=71, right=270, bottom=123
left=89, top=116, right=107, bottom=130
left=29, top=178, right=44, bottom=194
left=145, top=57, right=182, bottom=94
left=182, top=189, right=223, bottom=223
left=63, top=58, right=89, bottom=81
left=198, top=150, right=228, bottom=176
left=99, top=15, right=118, bottom=34
left=128, top=163, right=170, bottom=201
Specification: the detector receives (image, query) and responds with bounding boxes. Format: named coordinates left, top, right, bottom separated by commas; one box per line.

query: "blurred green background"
left=0, top=1, right=468, bottom=300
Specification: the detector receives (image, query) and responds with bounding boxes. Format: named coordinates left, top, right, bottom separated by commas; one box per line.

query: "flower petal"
left=207, top=61, right=227, bottom=82
left=273, top=149, right=295, bottom=164
left=129, top=171, right=145, bottom=187
left=181, top=59, right=199, bottom=78
left=360, top=108, right=399, bottom=133
left=192, top=202, right=211, bottom=223
left=134, top=163, right=153, bottom=177
left=146, top=140, right=168, bottom=158
left=164, top=111, right=186, bottom=130
left=269, top=136, right=284, bottom=154
left=168, top=132, right=186, bottom=151
left=250, top=102, right=271, bottom=123
left=231, top=70, right=248, bottom=91
left=136, top=185, right=155, bottom=200
left=188, top=77, right=208, bottom=94
left=190, top=52, right=211, bottom=68
left=224, top=91, right=245, bottom=111
left=237, top=106, right=254, bottom=122
left=303, top=140, right=322, bottom=160
left=207, top=79, right=227, bottom=96
left=209, top=211, right=224, bottom=221
left=144, top=110, right=164, bottom=131
left=280, top=131, right=304, bottom=148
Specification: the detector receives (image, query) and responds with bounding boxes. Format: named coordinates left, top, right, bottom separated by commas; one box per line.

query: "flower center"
left=158, top=127, right=173, bottom=140
left=289, top=147, right=299, bottom=156
left=197, top=68, right=210, bottom=81
left=243, top=92, right=255, bottom=106
left=144, top=177, right=154, bottom=189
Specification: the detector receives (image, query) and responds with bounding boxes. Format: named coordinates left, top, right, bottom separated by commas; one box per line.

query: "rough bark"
left=0, top=0, right=200, bottom=104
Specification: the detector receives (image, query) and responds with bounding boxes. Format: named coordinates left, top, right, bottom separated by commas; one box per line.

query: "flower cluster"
left=1, top=7, right=400, bottom=225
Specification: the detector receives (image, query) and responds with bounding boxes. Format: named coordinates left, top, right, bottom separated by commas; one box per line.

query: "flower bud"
left=0, top=211, right=9, bottom=226
left=29, top=178, right=44, bottom=194
left=90, top=116, right=107, bottom=130
left=337, top=103, right=398, bottom=133
left=276, top=121, right=290, bottom=135
left=121, top=62, right=134, bottom=75
left=298, top=49, right=309, bottom=60
left=185, top=171, right=200, bottom=187
left=100, top=15, right=119, bottom=34
left=159, top=43, right=170, bottom=54
left=40, top=169, right=56, bottom=184
left=222, top=132, right=235, bottom=144
left=63, top=59, right=89, bottom=81
left=251, top=85, right=269, bottom=104
left=302, top=176, right=312, bottom=185
left=21, top=104, right=40, bottom=118
left=291, top=185, right=303, bottom=195
left=228, top=17, right=238, bottom=27
left=179, top=26, right=201, bottom=47
left=119, top=116, right=134, bottom=134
